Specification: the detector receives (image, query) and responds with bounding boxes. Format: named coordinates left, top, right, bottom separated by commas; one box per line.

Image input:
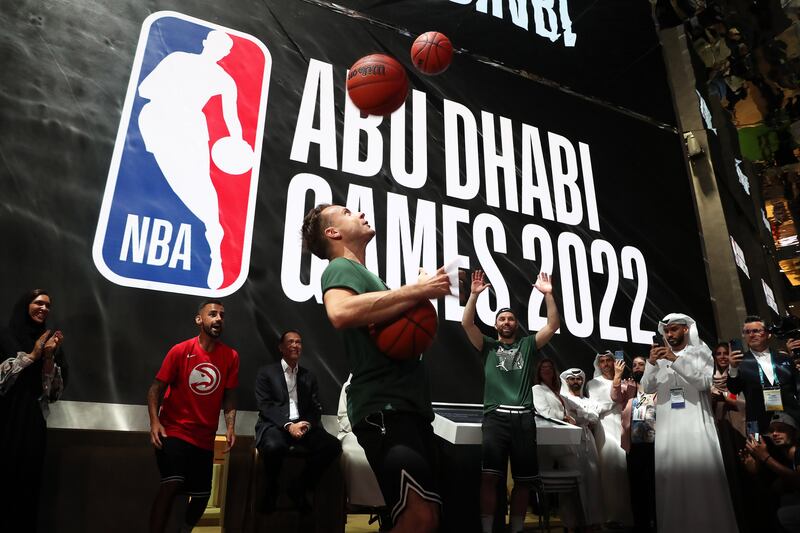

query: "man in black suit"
left=254, top=329, right=341, bottom=511
left=728, top=315, right=800, bottom=434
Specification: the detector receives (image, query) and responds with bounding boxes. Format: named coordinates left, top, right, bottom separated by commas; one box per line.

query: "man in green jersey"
left=461, top=269, right=560, bottom=533
left=301, top=204, right=451, bottom=533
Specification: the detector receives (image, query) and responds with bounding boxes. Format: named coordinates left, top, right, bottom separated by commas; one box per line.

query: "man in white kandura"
left=138, top=29, right=246, bottom=290
left=642, top=313, right=738, bottom=532
left=586, top=350, right=633, bottom=527
left=560, top=368, right=604, bottom=530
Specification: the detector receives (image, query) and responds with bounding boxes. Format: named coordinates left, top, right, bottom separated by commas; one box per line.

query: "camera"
left=768, top=315, right=800, bottom=339
left=768, top=315, right=800, bottom=358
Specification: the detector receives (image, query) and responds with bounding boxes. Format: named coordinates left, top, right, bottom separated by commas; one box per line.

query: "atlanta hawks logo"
left=188, top=362, right=220, bottom=395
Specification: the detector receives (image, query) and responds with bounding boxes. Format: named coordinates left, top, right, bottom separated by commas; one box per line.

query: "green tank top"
left=481, top=334, right=537, bottom=413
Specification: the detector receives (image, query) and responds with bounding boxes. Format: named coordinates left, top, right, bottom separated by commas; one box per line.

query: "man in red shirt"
left=147, top=300, right=239, bottom=533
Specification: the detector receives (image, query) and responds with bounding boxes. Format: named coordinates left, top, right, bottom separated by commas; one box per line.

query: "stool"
left=536, top=469, right=583, bottom=532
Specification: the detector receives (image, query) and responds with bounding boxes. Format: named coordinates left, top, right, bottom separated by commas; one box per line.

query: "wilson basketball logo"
left=92, top=11, right=272, bottom=296
left=188, top=363, right=221, bottom=395
left=347, top=64, right=385, bottom=79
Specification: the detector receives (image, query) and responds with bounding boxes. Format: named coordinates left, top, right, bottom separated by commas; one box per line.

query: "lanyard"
left=633, top=390, right=645, bottom=409
left=756, top=355, right=780, bottom=387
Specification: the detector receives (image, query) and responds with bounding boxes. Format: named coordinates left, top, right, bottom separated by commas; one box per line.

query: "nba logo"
left=93, top=11, right=271, bottom=296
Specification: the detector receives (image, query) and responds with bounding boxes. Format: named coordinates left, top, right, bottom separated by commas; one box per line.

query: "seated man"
left=254, top=330, right=341, bottom=512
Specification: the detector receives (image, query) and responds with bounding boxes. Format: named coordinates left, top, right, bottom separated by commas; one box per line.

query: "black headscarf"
left=0, top=289, right=68, bottom=389
left=2, top=289, right=49, bottom=353
left=0, top=289, right=49, bottom=354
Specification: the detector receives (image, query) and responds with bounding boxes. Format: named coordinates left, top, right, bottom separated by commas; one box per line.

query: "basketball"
left=211, top=136, right=254, bottom=175
left=370, top=300, right=438, bottom=360
left=346, top=54, right=409, bottom=116
left=410, top=31, right=453, bottom=75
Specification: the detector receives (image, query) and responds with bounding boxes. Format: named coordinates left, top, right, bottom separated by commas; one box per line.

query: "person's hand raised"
left=614, top=359, right=625, bottom=379
left=471, top=270, right=491, bottom=295
left=533, top=272, right=553, bottom=295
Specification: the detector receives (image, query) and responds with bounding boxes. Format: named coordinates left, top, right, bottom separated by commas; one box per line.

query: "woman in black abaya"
left=0, top=289, right=68, bottom=533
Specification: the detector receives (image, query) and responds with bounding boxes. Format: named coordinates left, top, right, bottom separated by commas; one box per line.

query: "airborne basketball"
left=411, top=31, right=453, bottom=75
left=346, top=53, right=409, bottom=116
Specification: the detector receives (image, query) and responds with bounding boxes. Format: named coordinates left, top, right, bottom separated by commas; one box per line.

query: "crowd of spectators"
left=534, top=313, right=800, bottom=532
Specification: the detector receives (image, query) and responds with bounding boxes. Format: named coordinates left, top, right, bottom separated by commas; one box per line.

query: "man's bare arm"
left=222, top=388, right=237, bottom=452
left=147, top=379, right=168, bottom=449
left=324, top=268, right=450, bottom=329
left=461, top=270, right=491, bottom=351
left=534, top=273, right=560, bottom=349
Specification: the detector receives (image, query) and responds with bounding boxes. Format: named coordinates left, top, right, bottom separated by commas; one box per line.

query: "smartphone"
left=746, top=420, right=760, bottom=442
left=614, top=350, right=625, bottom=361
left=729, top=338, right=743, bottom=353
left=652, top=333, right=664, bottom=347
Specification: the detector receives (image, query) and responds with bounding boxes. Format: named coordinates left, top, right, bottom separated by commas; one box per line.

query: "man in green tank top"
left=461, top=269, right=560, bottom=533
left=301, top=203, right=451, bottom=533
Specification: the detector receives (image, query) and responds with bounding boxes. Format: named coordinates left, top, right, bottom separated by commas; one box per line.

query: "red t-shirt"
left=155, top=337, right=239, bottom=450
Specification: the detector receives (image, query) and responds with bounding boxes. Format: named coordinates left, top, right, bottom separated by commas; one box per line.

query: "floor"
left=195, top=513, right=552, bottom=532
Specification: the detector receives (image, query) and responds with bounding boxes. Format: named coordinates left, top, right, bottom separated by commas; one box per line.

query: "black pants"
left=257, top=425, right=341, bottom=497
left=627, top=443, right=656, bottom=533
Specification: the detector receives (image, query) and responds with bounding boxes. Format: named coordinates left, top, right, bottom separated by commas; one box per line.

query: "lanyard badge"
left=757, top=357, right=784, bottom=411
left=763, top=387, right=784, bottom=411
left=670, top=388, right=685, bottom=409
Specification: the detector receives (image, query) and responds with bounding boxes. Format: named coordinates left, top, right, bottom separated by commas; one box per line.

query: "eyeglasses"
left=743, top=329, right=766, bottom=335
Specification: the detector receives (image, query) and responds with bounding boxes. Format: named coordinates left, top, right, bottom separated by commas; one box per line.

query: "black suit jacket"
left=727, top=350, right=800, bottom=433
left=254, top=361, right=323, bottom=449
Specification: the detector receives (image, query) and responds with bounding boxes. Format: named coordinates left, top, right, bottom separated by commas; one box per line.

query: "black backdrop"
left=0, top=0, right=715, bottom=413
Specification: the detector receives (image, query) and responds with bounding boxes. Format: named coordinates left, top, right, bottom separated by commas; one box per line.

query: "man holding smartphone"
left=641, top=313, right=737, bottom=532
left=586, top=350, right=633, bottom=527
left=741, top=412, right=800, bottom=531
left=728, top=315, right=800, bottom=435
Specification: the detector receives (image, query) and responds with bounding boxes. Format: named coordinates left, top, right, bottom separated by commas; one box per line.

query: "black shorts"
left=481, top=409, right=539, bottom=483
left=353, top=411, right=442, bottom=525
left=155, top=437, right=214, bottom=498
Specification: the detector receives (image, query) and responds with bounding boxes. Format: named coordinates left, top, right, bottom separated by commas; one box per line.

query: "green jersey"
left=321, top=257, right=433, bottom=425
left=481, top=334, right=537, bottom=413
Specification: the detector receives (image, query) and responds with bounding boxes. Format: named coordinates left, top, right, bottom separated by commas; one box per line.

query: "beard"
left=568, top=383, right=582, bottom=394
left=633, top=371, right=644, bottom=383
left=666, top=334, right=684, bottom=347
left=203, top=323, right=222, bottom=338
left=498, top=328, right=516, bottom=339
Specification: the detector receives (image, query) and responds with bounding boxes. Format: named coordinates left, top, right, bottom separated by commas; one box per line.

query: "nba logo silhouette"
left=93, top=11, right=271, bottom=296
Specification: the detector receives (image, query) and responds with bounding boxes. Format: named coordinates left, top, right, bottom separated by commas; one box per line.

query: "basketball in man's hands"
left=370, top=301, right=438, bottom=360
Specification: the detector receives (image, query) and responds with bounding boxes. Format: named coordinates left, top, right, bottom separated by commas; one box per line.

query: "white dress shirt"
left=282, top=359, right=300, bottom=422
left=752, top=349, right=776, bottom=385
